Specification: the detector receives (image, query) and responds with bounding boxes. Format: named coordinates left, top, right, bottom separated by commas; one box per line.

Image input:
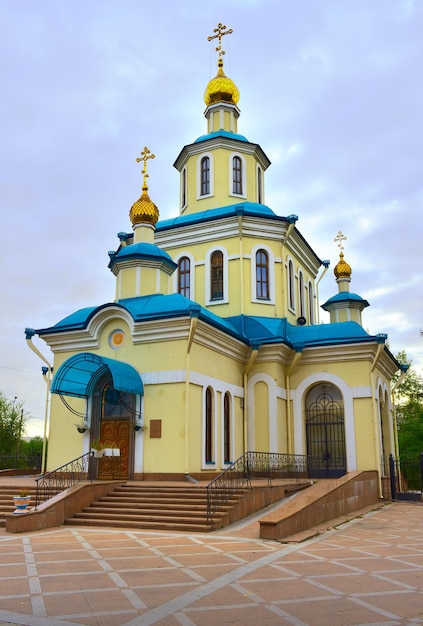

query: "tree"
left=0, top=392, right=28, bottom=456
left=393, top=352, right=423, bottom=458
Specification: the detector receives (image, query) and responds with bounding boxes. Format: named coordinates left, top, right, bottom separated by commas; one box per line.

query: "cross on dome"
left=334, top=230, right=347, bottom=253
left=136, top=146, right=155, bottom=191
left=207, top=22, right=233, bottom=62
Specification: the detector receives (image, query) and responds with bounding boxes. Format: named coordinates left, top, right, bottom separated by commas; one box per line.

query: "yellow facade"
left=30, top=35, right=400, bottom=487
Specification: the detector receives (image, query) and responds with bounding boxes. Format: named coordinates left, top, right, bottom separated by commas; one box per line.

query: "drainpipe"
left=280, top=215, right=297, bottom=319
left=185, top=308, right=199, bottom=475
left=370, top=335, right=388, bottom=497
left=25, top=328, right=52, bottom=473
left=315, top=260, right=330, bottom=323
left=243, top=345, right=259, bottom=452
left=286, top=349, right=303, bottom=454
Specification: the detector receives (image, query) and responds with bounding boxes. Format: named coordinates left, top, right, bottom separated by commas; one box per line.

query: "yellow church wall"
left=254, top=381, right=270, bottom=451
left=353, top=397, right=379, bottom=470
left=142, top=382, right=186, bottom=474
left=46, top=391, right=86, bottom=471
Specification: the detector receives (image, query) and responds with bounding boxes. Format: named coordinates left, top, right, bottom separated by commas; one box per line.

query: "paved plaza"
left=0, top=501, right=423, bottom=625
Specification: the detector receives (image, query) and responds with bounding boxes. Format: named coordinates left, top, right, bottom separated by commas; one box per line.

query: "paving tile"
left=1, top=500, right=423, bottom=625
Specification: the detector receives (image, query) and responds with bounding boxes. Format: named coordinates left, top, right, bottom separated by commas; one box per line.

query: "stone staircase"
left=0, top=485, right=37, bottom=526
left=64, top=483, right=249, bottom=532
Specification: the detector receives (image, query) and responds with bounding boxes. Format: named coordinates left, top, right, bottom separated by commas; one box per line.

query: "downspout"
left=315, top=260, right=330, bottom=323
left=185, top=308, right=199, bottom=475
left=243, top=345, right=259, bottom=452
left=370, top=335, right=387, bottom=498
left=286, top=349, right=303, bottom=455
left=25, top=328, right=52, bottom=473
left=280, top=215, right=297, bottom=319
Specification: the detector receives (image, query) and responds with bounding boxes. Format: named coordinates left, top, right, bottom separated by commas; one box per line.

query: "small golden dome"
left=204, top=58, right=240, bottom=106
left=129, top=184, right=159, bottom=227
left=334, top=252, right=352, bottom=279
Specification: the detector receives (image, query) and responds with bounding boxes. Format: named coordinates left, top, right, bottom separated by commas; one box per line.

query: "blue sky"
left=1, top=0, right=422, bottom=436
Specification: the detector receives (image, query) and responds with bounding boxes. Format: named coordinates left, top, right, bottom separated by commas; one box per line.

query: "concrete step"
left=65, top=516, right=215, bottom=532
left=64, top=482, right=244, bottom=532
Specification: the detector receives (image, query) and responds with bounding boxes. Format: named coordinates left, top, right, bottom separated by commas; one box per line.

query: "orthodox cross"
left=208, top=22, right=233, bottom=60
left=136, top=146, right=155, bottom=187
left=334, top=230, right=347, bottom=252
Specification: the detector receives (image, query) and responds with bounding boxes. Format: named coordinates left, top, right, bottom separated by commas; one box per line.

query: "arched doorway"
left=305, top=383, right=346, bottom=478
left=91, top=380, right=135, bottom=480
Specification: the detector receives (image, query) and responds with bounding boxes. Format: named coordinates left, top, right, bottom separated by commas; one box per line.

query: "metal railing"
left=381, top=453, right=423, bottom=501
left=0, top=453, right=42, bottom=472
left=35, top=451, right=94, bottom=509
left=206, top=451, right=311, bottom=522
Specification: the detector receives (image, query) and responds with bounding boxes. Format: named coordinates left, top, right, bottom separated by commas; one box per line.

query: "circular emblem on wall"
left=108, top=329, right=125, bottom=350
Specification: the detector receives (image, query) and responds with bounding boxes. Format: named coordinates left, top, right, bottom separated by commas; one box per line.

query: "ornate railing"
left=206, top=451, right=311, bottom=522
left=35, top=452, right=94, bottom=509
left=0, top=453, right=42, bottom=472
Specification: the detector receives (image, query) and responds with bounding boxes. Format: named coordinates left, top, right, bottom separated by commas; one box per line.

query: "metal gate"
left=384, top=454, right=423, bottom=501
left=306, top=390, right=346, bottom=478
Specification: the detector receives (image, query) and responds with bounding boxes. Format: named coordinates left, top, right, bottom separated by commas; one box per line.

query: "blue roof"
left=51, top=352, right=144, bottom=398
left=37, top=294, right=381, bottom=351
left=322, top=292, right=369, bottom=309
left=108, top=242, right=177, bottom=271
left=156, top=202, right=280, bottom=232
left=194, top=130, right=249, bottom=144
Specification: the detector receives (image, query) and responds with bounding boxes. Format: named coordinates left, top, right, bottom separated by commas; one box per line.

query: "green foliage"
left=392, top=350, right=423, bottom=404
left=0, top=392, right=28, bottom=456
left=394, top=352, right=423, bottom=459
left=398, top=401, right=423, bottom=459
left=19, top=436, right=45, bottom=458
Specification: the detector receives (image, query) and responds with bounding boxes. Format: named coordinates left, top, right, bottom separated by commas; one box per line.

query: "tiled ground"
left=1, top=502, right=423, bottom=625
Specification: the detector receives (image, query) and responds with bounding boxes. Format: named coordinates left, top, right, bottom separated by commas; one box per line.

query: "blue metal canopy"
left=51, top=352, right=144, bottom=398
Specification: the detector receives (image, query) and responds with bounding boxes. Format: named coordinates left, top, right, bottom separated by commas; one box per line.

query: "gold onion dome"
left=129, top=184, right=159, bottom=227
left=334, top=252, right=352, bottom=279
left=204, top=58, right=240, bottom=106
left=129, top=147, right=159, bottom=227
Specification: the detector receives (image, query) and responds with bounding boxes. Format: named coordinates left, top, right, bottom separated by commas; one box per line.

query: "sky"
left=1, top=0, right=422, bottom=437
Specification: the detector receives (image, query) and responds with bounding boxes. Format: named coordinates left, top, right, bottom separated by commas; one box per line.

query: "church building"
left=26, top=24, right=401, bottom=486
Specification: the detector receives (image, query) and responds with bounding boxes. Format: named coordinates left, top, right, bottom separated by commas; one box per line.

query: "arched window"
left=257, top=167, right=263, bottom=204
left=299, top=272, right=305, bottom=318
left=305, top=383, right=346, bottom=478
left=288, top=260, right=295, bottom=310
left=178, top=256, right=190, bottom=298
left=256, top=249, right=269, bottom=299
left=200, top=156, right=210, bottom=196
left=210, top=251, right=223, bottom=300
left=308, top=280, right=314, bottom=324
left=224, top=392, right=231, bottom=464
left=181, top=168, right=186, bottom=208
left=233, top=156, right=242, bottom=195
left=205, top=387, right=213, bottom=463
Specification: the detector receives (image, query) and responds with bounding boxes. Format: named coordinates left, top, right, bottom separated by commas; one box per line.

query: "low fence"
left=206, top=451, right=311, bottom=521
left=0, top=453, right=41, bottom=472
left=381, top=453, right=423, bottom=501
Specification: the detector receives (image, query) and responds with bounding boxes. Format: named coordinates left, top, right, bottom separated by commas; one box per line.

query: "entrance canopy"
left=51, top=352, right=144, bottom=398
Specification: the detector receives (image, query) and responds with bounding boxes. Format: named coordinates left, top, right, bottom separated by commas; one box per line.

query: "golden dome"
left=129, top=184, right=159, bottom=227
left=204, top=58, right=240, bottom=106
left=334, top=252, right=352, bottom=279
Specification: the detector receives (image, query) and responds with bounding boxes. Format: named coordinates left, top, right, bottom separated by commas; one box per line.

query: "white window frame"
left=205, top=246, right=229, bottom=305
left=197, top=152, right=214, bottom=199
left=251, top=244, right=275, bottom=304
left=228, top=152, right=246, bottom=199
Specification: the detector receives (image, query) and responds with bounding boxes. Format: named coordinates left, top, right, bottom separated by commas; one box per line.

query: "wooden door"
left=98, top=419, right=130, bottom=480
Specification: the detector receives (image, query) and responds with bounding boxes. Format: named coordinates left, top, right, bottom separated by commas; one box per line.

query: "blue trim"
left=51, top=352, right=143, bottom=398
left=108, top=242, right=177, bottom=272
left=194, top=130, right=249, bottom=144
